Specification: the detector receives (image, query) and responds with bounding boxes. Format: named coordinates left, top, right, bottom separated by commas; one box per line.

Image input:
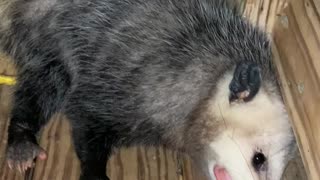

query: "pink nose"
left=214, top=165, right=232, bottom=180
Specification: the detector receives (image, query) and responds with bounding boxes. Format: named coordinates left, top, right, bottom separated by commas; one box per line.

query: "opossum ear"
left=229, top=62, right=261, bottom=103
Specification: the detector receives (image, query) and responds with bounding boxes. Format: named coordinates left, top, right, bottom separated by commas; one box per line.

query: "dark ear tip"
left=249, top=64, right=261, bottom=74
left=250, top=65, right=260, bottom=72
left=229, top=62, right=262, bottom=103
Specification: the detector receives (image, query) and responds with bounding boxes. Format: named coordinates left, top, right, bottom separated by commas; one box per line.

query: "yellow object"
left=0, top=75, right=16, bottom=85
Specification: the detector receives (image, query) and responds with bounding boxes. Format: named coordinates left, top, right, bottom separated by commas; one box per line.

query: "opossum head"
left=188, top=62, right=295, bottom=180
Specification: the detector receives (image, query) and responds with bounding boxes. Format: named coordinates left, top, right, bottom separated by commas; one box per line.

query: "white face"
left=205, top=73, right=295, bottom=180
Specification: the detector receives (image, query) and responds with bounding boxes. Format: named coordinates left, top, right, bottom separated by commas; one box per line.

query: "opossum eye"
left=252, top=152, right=266, bottom=171
left=229, top=62, right=261, bottom=103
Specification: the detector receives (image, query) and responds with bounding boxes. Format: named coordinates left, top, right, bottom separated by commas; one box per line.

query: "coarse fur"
left=0, top=0, right=296, bottom=180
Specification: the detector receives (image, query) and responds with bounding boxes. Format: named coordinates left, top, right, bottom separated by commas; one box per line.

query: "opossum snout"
left=214, top=165, right=232, bottom=180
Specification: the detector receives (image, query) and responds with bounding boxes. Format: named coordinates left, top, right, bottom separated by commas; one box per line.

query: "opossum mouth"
left=214, top=165, right=232, bottom=180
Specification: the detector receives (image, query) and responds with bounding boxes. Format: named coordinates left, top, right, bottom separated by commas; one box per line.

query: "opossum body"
left=0, top=0, right=295, bottom=180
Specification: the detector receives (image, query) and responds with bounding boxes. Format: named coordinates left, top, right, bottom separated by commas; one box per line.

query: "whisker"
left=225, top=166, right=246, bottom=178
left=232, top=127, right=235, bottom=139
left=268, top=141, right=293, bottom=158
left=218, top=103, right=227, bottom=130
left=227, top=135, right=256, bottom=180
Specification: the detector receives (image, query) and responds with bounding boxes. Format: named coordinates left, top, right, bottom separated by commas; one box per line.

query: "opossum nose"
left=214, top=165, right=232, bottom=180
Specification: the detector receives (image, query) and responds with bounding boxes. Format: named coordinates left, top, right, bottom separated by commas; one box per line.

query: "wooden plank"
left=243, top=0, right=289, bottom=32
left=272, top=0, right=320, bottom=179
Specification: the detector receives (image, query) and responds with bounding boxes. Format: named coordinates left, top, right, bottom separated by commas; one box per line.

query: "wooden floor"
left=0, top=0, right=309, bottom=179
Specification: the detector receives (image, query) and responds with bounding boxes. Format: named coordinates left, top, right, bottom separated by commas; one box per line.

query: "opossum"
left=0, top=0, right=296, bottom=179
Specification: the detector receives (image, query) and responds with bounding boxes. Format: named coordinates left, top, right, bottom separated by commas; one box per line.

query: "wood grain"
left=243, top=0, right=289, bottom=32
left=272, top=0, right=320, bottom=179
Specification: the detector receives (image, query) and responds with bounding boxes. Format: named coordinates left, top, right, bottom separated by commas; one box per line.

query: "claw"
left=6, top=140, right=47, bottom=173
left=26, top=160, right=33, bottom=168
left=23, top=163, right=27, bottom=172
left=17, top=164, right=22, bottom=173
left=7, top=160, right=13, bottom=170
left=32, top=151, right=36, bottom=159
left=20, top=164, right=24, bottom=173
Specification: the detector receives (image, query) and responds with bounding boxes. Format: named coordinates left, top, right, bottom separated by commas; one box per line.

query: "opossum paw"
left=6, top=140, right=47, bottom=172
